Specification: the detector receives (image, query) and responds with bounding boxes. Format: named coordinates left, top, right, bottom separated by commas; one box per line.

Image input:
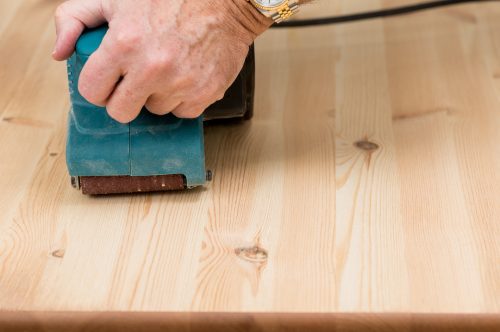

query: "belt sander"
left=66, top=26, right=255, bottom=195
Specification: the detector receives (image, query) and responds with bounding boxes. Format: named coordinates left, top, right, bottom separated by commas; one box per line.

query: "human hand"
left=53, top=0, right=271, bottom=123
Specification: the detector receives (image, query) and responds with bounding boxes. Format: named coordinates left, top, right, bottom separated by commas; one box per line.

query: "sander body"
left=66, top=26, right=255, bottom=195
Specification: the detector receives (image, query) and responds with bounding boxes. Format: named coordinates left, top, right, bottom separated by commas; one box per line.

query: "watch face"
left=253, top=0, right=286, bottom=10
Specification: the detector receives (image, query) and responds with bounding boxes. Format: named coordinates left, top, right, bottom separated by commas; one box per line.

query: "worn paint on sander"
left=66, top=25, right=255, bottom=195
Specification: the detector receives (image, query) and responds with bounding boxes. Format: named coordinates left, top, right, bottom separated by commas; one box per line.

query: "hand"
left=53, top=0, right=271, bottom=123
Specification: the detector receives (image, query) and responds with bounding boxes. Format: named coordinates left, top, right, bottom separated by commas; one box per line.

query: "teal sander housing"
left=66, top=26, right=254, bottom=195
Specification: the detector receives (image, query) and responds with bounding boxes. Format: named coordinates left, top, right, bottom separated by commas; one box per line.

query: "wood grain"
left=0, top=0, right=499, bottom=330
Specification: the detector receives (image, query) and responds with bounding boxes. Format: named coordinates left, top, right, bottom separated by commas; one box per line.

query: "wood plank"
left=385, top=5, right=500, bottom=311
left=0, top=1, right=23, bottom=38
left=333, top=13, right=410, bottom=311
left=0, top=0, right=67, bottom=235
left=0, top=0, right=498, bottom=330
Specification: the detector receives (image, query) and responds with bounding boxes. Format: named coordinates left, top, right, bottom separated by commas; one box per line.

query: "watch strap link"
left=271, top=1, right=299, bottom=23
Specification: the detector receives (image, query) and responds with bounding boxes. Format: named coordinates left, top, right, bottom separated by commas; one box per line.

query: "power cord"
left=271, top=0, right=498, bottom=28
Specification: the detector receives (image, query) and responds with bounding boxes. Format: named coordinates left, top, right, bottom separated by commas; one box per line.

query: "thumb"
left=52, top=0, right=107, bottom=61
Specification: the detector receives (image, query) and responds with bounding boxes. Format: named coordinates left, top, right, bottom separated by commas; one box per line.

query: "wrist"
left=229, top=0, right=273, bottom=44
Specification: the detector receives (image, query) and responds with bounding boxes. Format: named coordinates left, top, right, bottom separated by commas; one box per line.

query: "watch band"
left=247, top=0, right=300, bottom=24
left=271, top=1, right=300, bottom=23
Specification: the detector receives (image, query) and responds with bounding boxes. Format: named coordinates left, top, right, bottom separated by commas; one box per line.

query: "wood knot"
left=51, top=249, right=65, bottom=258
left=354, top=140, right=379, bottom=152
left=235, top=246, right=268, bottom=263
left=326, top=109, right=336, bottom=118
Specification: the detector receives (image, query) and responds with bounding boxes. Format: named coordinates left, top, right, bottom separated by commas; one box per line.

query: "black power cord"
left=271, top=0, right=498, bottom=28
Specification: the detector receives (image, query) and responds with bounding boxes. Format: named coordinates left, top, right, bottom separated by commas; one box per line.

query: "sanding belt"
left=79, top=175, right=185, bottom=195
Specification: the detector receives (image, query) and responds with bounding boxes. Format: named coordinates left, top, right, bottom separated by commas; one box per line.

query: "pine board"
left=0, top=1, right=498, bottom=331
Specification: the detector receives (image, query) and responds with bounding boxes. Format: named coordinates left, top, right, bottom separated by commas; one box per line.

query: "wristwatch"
left=248, top=0, right=300, bottom=23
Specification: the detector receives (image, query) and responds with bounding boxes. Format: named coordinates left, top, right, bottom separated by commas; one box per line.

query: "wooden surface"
left=0, top=0, right=499, bottom=330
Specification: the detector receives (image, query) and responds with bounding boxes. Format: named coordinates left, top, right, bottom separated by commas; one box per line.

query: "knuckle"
left=78, top=80, right=95, bottom=103
left=107, top=107, right=133, bottom=124
left=145, top=103, right=170, bottom=116
left=200, top=84, right=222, bottom=101
left=107, top=110, right=127, bottom=124
left=145, top=52, right=174, bottom=73
left=113, top=30, right=141, bottom=52
left=197, top=87, right=211, bottom=100
left=78, top=74, right=103, bottom=105
left=174, top=107, right=203, bottom=119
left=54, top=3, right=69, bottom=19
left=215, top=91, right=226, bottom=101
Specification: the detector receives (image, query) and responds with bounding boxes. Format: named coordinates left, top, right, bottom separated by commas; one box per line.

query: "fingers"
left=53, top=0, right=107, bottom=61
left=78, top=46, right=122, bottom=106
left=106, top=74, right=150, bottom=123
left=167, top=81, right=225, bottom=119
left=171, top=102, right=209, bottom=119
left=145, top=94, right=182, bottom=116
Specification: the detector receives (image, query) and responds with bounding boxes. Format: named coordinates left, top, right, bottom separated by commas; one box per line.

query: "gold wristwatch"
left=248, top=0, right=299, bottom=23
